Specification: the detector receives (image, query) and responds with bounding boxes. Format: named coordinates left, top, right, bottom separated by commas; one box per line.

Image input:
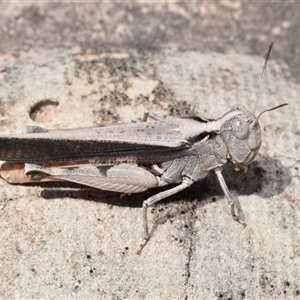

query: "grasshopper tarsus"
left=136, top=239, right=148, bottom=255
left=230, top=205, right=247, bottom=227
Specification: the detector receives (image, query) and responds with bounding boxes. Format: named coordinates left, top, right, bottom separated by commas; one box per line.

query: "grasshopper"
left=0, top=43, right=287, bottom=254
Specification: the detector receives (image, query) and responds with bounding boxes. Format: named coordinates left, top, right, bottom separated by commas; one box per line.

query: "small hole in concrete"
left=30, top=100, right=59, bottom=123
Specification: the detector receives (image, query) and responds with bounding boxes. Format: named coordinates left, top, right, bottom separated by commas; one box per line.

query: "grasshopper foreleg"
left=137, top=176, right=194, bottom=255
left=214, top=168, right=246, bottom=227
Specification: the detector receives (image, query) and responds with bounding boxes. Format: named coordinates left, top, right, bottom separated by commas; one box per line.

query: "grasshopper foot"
left=136, top=238, right=148, bottom=255
left=231, top=205, right=247, bottom=228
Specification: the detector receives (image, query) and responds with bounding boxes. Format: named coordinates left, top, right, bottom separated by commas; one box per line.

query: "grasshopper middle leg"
left=142, top=110, right=162, bottom=122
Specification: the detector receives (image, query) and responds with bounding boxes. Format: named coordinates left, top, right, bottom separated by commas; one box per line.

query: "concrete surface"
left=0, top=2, right=299, bottom=299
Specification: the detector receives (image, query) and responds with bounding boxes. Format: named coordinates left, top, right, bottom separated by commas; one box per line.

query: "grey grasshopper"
left=0, top=43, right=287, bottom=254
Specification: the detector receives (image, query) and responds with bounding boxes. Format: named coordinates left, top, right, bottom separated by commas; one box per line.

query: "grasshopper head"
left=218, top=43, right=287, bottom=171
left=220, top=104, right=261, bottom=171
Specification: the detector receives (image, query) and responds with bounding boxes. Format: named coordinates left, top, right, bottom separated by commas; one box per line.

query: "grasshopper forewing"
left=0, top=42, right=287, bottom=254
left=0, top=118, right=216, bottom=164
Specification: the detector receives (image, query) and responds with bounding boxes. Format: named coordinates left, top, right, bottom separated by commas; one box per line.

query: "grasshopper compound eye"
left=231, top=117, right=249, bottom=140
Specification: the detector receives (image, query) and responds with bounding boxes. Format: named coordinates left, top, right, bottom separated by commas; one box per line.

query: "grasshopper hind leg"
left=24, top=163, right=159, bottom=194
left=136, top=177, right=194, bottom=255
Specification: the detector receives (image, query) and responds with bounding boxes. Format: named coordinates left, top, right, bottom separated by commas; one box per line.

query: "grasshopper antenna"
left=252, top=41, right=274, bottom=115
left=257, top=103, right=288, bottom=120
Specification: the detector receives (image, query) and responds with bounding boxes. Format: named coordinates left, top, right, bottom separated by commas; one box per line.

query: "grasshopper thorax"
left=220, top=104, right=261, bottom=171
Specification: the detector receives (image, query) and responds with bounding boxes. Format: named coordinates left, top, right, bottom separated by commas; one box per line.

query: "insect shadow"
left=40, top=157, right=291, bottom=209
